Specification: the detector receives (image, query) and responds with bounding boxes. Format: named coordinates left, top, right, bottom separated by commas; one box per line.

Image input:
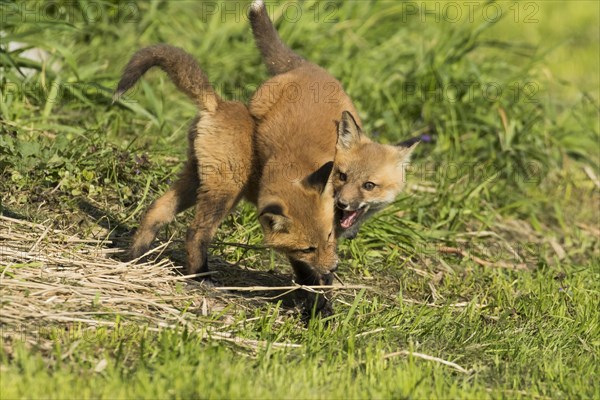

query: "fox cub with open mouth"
left=249, top=1, right=418, bottom=239
left=333, top=112, right=418, bottom=239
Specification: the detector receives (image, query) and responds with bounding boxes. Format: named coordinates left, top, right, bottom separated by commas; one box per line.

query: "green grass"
left=1, top=267, right=599, bottom=398
left=1, top=1, right=599, bottom=398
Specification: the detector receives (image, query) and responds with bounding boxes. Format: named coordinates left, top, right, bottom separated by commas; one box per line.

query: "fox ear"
left=302, top=161, right=334, bottom=194
left=396, top=140, right=419, bottom=163
left=337, top=111, right=361, bottom=150
left=259, top=204, right=291, bottom=234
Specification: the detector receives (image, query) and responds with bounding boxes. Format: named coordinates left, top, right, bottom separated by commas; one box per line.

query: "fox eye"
left=300, top=246, right=317, bottom=254
left=363, top=181, right=376, bottom=191
left=338, top=172, right=347, bottom=182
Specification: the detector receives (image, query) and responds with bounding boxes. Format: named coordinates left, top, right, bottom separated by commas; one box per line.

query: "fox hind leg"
left=185, top=187, right=243, bottom=277
left=129, top=159, right=199, bottom=259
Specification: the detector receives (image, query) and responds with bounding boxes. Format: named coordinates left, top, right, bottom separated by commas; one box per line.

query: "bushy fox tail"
left=248, top=0, right=306, bottom=76
left=113, top=44, right=220, bottom=112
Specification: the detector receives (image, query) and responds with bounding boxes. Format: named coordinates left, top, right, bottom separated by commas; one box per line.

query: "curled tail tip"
left=250, top=0, right=265, bottom=13
left=112, top=89, right=125, bottom=104
left=113, top=78, right=132, bottom=103
left=113, top=77, right=136, bottom=104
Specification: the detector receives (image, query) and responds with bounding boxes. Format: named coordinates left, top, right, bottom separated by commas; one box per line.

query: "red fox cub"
left=115, top=44, right=254, bottom=273
left=115, top=44, right=341, bottom=314
left=333, top=112, right=418, bottom=239
left=249, top=0, right=418, bottom=239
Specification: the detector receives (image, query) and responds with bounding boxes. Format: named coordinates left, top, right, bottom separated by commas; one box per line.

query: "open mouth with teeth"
left=338, top=206, right=367, bottom=229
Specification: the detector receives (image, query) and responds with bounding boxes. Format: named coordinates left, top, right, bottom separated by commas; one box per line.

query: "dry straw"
left=0, top=215, right=365, bottom=352
left=0, top=215, right=487, bottom=372
left=0, top=216, right=215, bottom=347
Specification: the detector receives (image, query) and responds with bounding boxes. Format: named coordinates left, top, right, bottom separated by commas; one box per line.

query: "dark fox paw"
left=315, top=301, right=334, bottom=318
left=191, top=274, right=215, bottom=286
left=126, top=246, right=149, bottom=262
left=302, top=293, right=333, bottom=320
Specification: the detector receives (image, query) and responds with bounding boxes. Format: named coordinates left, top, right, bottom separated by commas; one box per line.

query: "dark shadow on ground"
left=0, top=207, right=28, bottom=220
left=76, top=199, right=309, bottom=312
left=77, top=198, right=133, bottom=258
left=154, top=246, right=303, bottom=311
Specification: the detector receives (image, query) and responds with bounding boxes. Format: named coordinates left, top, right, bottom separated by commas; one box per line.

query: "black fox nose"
left=337, top=200, right=348, bottom=209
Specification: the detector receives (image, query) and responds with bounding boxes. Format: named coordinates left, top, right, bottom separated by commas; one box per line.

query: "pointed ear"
left=396, top=136, right=421, bottom=148
left=302, top=161, right=334, bottom=194
left=396, top=140, right=419, bottom=163
left=336, top=111, right=361, bottom=150
left=259, top=203, right=291, bottom=234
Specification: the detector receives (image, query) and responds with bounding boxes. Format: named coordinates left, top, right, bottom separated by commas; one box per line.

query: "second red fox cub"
left=249, top=0, right=418, bottom=239
left=333, top=112, right=418, bottom=239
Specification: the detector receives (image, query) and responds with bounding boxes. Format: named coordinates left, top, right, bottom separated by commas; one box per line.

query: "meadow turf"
left=1, top=1, right=599, bottom=399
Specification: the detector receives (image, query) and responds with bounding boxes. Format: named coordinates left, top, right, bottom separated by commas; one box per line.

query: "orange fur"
left=116, top=43, right=342, bottom=314
left=333, top=112, right=418, bottom=239
left=249, top=3, right=417, bottom=241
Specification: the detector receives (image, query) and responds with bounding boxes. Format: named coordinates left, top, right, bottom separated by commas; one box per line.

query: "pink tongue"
left=341, top=210, right=358, bottom=229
